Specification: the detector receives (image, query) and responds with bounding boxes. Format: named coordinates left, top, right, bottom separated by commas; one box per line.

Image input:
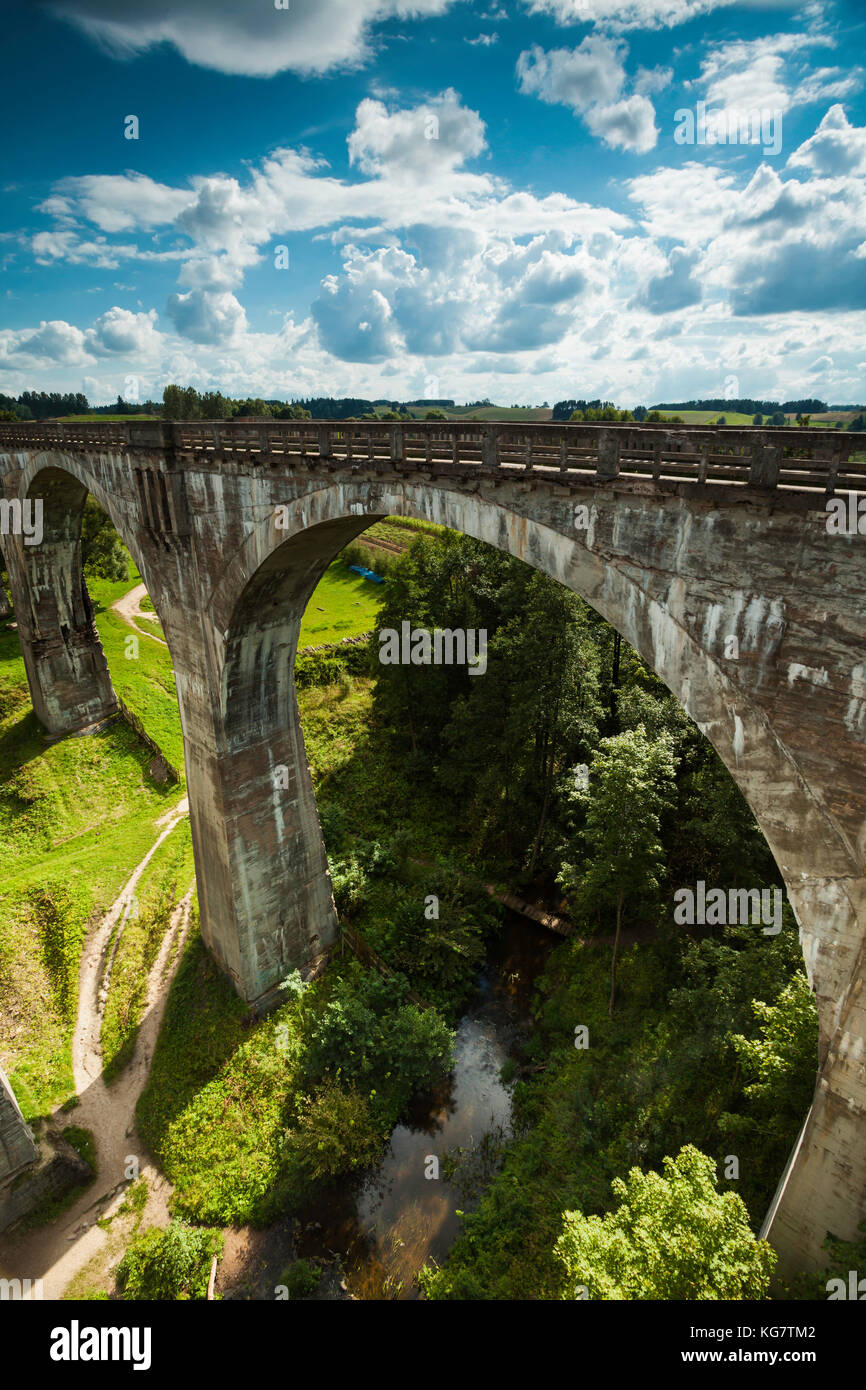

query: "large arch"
left=209, top=480, right=853, bottom=1041
left=196, top=480, right=863, bottom=1276
left=2, top=456, right=170, bottom=736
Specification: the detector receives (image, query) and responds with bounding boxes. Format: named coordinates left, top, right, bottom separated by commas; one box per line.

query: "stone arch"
left=206, top=478, right=866, bottom=1273
left=4, top=456, right=172, bottom=735
left=215, top=481, right=845, bottom=1025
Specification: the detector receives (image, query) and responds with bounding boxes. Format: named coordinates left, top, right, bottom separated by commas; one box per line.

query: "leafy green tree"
left=162, top=384, right=201, bottom=420
left=559, top=725, right=677, bottom=1015
left=81, top=497, right=129, bottom=582
left=718, top=974, right=818, bottom=1219
left=232, top=398, right=273, bottom=418
left=555, top=1145, right=775, bottom=1299
left=441, top=573, right=602, bottom=868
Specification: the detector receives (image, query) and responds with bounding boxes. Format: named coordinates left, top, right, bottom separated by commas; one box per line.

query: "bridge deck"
left=2, top=418, right=865, bottom=504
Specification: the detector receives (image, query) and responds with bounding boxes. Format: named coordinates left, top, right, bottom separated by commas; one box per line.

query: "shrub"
left=117, top=1221, right=224, bottom=1301
left=277, top=1259, right=321, bottom=1299
left=292, top=1081, right=383, bottom=1182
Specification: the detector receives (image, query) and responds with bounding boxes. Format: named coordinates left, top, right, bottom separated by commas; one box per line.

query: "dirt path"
left=0, top=800, right=191, bottom=1298
left=111, top=583, right=168, bottom=647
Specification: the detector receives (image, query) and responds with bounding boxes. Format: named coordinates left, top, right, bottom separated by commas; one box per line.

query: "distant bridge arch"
left=2, top=416, right=866, bottom=1275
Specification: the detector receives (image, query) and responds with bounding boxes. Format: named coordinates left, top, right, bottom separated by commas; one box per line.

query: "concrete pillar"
left=168, top=517, right=374, bottom=1010
left=762, top=873, right=866, bottom=1274
left=3, top=468, right=117, bottom=735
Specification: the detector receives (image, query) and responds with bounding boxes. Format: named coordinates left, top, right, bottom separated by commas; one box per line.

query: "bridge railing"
left=2, top=417, right=865, bottom=499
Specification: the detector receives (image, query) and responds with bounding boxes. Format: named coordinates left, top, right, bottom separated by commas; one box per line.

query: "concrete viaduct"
left=1, top=414, right=865, bottom=1277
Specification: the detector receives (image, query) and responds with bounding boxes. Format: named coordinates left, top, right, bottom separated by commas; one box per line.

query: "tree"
left=162, top=384, right=201, bottom=420
left=555, top=1145, right=776, bottom=1299
left=559, top=725, right=678, bottom=1015
left=752, top=413, right=763, bottom=426
left=425, top=409, right=449, bottom=420
left=80, top=497, right=129, bottom=582
left=232, top=398, right=273, bottom=419
left=438, top=567, right=602, bottom=866
left=718, top=974, right=818, bottom=1218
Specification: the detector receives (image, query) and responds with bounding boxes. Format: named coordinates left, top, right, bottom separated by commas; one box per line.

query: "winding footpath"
left=111, top=583, right=168, bottom=648
left=0, top=801, right=191, bottom=1298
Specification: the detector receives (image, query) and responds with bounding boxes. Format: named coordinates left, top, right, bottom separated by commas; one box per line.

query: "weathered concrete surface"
left=3, top=468, right=117, bottom=733
left=0, top=1066, right=37, bottom=1191
left=1, top=421, right=865, bottom=1276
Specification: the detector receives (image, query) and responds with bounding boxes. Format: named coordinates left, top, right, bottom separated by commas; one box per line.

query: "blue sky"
left=1, top=0, right=864, bottom=407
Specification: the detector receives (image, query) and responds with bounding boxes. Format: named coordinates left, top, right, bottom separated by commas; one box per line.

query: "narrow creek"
left=291, top=912, right=555, bottom=1299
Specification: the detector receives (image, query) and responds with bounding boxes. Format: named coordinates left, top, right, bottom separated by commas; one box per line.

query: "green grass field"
left=88, top=574, right=185, bottom=774
left=298, top=560, right=384, bottom=648
left=101, top=819, right=196, bottom=1084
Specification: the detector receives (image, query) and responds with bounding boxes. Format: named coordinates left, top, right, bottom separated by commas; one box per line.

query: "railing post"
left=482, top=423, right=498, bottom=469
left=390, top=424, right=404, bottom=462
left=749, top=440, right=781, bottom=490
left=825, top=435, right=847, bottom=500
left=318, top=425, right=332, bottom=461
left=596, top=430, right=621, bottom=482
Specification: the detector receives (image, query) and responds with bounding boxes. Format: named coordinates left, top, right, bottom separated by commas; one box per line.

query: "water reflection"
left=294, top=913, right=554, bottom=1299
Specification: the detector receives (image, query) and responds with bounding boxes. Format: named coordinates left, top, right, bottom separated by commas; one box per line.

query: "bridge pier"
left=762, top=873, right=866, bottom=1276
left=175, top=658, right=339, bottom=1011
left=3, top=468, right=117, bottom=736
left=164, top=519, right=373, bottom=1011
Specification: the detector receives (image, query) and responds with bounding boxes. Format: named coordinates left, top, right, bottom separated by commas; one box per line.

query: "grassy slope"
left=0, top=621, right=183, bottom=1117
left=134, top=676, right=470, bottom=1224
left=88, top=574, right=184, bottom=774
left=298, top=561, right=383, bottom=648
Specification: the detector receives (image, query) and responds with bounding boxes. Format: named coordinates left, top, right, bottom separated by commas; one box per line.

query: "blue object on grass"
left=348, top=564, right=385, bottom=584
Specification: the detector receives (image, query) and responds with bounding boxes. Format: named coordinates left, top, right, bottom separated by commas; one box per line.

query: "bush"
left=329, top=854, right=369, bottom=917
left=277, top=1259, right=321, bottom=1299
left=301, top=966, right=454, bottom=1120
left=292, top=1081, right=383, bottom=1182
left=294, top=643, right=372, bottom=689
left=117, top=1221, right=223, bottom=1301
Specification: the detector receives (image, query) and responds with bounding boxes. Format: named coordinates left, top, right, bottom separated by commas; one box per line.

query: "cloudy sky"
left=1, top=0, right=864, bottom=407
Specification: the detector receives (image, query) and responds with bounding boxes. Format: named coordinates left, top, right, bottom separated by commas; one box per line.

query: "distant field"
left=656, top=410, right=855, bottom=428
left=298, top=559, right=383, bottom=648
left=657, top=410, right=756, bottom=425
left=403, top=405, right=554, bottom=422
left=58, top=414, right=160, bottom=422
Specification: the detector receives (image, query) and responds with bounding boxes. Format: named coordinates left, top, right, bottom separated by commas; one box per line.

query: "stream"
left=291, top=912, right=555, bottom=1299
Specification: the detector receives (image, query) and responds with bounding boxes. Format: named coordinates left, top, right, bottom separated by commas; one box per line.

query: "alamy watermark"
left=0, top=497, right=43, bottom=546
left=825, top=495, right=866, bottom=535
left=673, top=881, right=782, bottom=935
left=378, top=622, right=487, bottom=675
left=674, top=102, right=782, bottom=157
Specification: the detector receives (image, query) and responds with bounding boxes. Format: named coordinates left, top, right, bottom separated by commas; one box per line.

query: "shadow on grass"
left=135, top=935, right=249, bottom=1162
